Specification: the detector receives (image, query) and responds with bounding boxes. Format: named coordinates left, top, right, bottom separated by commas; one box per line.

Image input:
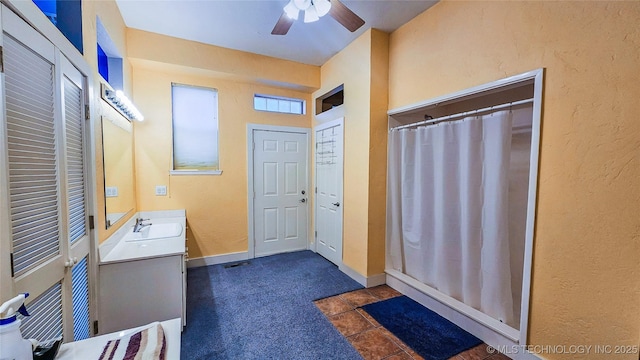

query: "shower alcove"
left=385, top=69, right=543, bottom=358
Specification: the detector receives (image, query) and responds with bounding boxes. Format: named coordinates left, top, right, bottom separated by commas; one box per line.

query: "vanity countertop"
left=99, top=210, right=186, bottom=264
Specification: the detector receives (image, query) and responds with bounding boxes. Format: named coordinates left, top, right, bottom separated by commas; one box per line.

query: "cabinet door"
left=99, top=256, right=183, bottom=334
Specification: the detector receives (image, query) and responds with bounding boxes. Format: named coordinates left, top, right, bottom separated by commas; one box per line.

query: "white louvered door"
left=60, top=55, right=91, bottom=342
left=0, top=5, right=91, bottom=342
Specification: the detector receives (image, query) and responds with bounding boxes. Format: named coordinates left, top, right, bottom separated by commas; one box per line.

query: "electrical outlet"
left=105, top=186, right=118, bottom=197
left=155, top=185, right=167, bottom=196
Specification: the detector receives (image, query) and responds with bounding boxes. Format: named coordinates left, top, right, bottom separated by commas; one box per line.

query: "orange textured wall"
left=313, top=30, right=373, bottom=275
left=312, top=29, right=390, bottom=278
left=127, top=29, right=320, bottom=92
left=367, top=29, right=389, bottom=276
left=82, top=0, right=137, bottom=242
left=389, top=1, right=640, bottom=357
left=132, top=64, right=313, bottom=259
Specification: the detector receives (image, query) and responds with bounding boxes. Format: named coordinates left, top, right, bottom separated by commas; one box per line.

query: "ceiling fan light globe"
left=284, top=0, right=300, bottom=19
left=293, top=0, right=311, bottom=11
left=314, top=0, right=331, bottom=17
left=303, top=6, right=320, bottom=23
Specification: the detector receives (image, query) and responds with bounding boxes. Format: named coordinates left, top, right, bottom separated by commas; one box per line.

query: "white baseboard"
left=339, top=263, right=386, bottom=288
left=187, top=251, right=249, bottom=268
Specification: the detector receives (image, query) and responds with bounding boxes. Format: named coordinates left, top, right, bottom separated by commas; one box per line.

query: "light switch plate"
left=155, top=185, right=167, bottom=196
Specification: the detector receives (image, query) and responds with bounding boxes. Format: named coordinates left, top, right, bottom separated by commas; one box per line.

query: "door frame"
left=246, top=124, right=311, bottom=259
left=312, top=118, right=344, bottom=267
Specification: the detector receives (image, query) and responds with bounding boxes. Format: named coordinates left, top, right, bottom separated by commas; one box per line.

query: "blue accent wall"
left=32, top=0, right=56, bottom=17
left=32, top=0, right=83, bottom=54
left=55, top=0, right=83, bottom=54
left=97, top=44, right=109, bottom=82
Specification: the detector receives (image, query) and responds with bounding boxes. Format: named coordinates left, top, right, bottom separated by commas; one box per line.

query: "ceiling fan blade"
left=272, top=12, right=294, bottom=35
left=329, top=0, right=365, bottom=32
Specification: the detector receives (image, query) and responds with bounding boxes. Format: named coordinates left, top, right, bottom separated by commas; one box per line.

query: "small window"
left=171, top=84, right=220, bottom=174
left=254, top=94, right=305, bottom=115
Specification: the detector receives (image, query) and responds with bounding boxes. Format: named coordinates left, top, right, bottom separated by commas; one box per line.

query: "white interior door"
left=253, top=130, right=308, bottom=257
left=315, top=119, right=344, bottom=266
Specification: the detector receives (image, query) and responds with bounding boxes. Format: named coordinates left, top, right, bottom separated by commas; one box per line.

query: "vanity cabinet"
left=98, top=211, right=186, bottom=334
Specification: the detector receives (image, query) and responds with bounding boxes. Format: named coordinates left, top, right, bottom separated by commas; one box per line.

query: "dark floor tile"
left=487, top=353, right=512, bottom=360
left=377, top=327, right=411, bottom=351
left=404, top=348, right=424, bottom=360
left=340, top=289, right=380, bottom=307
left=383, top=351, right=413, bottom=360
left=329, top=309, right=375, bottom=337
left=357, top=308, right=381, bottom=327
left=458, top=344, right=493, bottom=360
left=314, top=295, right=354, bottom=316
left=348, top=328, right=402, bottom=360
left=367, top=285, right=402, bottom=300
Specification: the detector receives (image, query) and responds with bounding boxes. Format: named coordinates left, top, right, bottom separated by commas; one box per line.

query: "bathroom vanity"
left=98, top=210, right=187, bottom=334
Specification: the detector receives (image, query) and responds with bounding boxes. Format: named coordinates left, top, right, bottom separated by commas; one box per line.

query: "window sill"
left=170, top=170, right=223, bottom=176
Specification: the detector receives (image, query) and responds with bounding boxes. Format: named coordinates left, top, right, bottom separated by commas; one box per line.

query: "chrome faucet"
left=133, top=218, right=152, bottom=233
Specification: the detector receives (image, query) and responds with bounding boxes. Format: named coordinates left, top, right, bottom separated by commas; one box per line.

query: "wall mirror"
left=101, top=115, right=135, bottom=228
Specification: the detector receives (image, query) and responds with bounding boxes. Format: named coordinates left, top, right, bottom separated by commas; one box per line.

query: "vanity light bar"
left=101, top=83, right=145, bottom=121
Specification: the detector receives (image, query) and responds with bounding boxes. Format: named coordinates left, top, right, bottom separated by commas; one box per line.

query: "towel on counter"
left=99, top=322, right=166, bottom=360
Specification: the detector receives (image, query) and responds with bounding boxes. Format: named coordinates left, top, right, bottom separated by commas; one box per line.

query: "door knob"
left=300, top=198, right=306, bottom=203
left=64, top=257, right=78, bottom=268
left=332, top=202, right=340, bottom=207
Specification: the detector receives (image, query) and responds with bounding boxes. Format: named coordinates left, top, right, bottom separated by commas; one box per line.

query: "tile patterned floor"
left=314, top=285, right=512, bottom=360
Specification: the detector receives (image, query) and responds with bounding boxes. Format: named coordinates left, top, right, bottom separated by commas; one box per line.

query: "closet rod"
left=390, top=98, right=533, bottom=131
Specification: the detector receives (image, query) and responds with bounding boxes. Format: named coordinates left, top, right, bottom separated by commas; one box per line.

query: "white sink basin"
left=125, top=223, right=183, bottom=242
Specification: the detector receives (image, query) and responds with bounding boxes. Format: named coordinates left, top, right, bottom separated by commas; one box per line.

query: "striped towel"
left=99, top=322, right=166, bottom=360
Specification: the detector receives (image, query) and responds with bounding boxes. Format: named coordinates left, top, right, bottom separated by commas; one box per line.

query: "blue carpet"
left=181, top=251, right=364, bottom=359
left=362, top=296, right=482, bottom=360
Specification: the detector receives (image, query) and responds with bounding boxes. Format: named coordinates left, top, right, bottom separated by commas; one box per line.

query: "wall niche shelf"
left=316, top=84, right=344, bottom=115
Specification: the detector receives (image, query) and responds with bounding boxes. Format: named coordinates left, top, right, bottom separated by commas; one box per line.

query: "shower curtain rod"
left=390, top=98, right=534, bottom=131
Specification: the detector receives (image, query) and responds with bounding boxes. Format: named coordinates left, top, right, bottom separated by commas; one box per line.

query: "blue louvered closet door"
left=0, top=4, right=92, bottom=342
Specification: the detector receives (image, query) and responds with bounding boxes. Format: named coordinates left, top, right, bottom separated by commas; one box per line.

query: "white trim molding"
left=339, top=263, right=386, bottom=288
left=187, top=251, right=249, bottom=268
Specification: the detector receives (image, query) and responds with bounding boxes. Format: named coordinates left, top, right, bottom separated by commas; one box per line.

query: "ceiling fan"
left=272, top=0, right=365, bottom=35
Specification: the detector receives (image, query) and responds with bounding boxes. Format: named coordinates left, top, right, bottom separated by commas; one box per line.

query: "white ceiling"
left=115, top=0, right=437, bottom=66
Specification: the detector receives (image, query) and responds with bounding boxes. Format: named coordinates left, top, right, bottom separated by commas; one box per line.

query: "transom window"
left=254, top=94, right=305, bottom=115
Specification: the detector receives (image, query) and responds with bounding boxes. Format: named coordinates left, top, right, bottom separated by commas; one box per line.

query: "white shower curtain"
left=387, top=110, right=515, bottom=326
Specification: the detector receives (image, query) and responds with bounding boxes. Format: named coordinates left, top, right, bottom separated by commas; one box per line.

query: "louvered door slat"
left=7, top=143, right=55, bottom=155
left=20, top=283, right=63, bottom=342
left=4, top=33, right=59, bottom=277
left=14, top=241, right=58, bottom=261
left=71, top=257, right=90, bottom=340
left=6, top=84, right=54, bottom=109
left=12, top=215, right=58, bottom=235
left=8, top=132, right=55, bottom=147
left=11, top=200, right=57, bottom=217
left=11, top=200, right=58, bottom=222
left=13, top=220, right=56, bottom=239
left=64, top=77, right=86, bottom=244
left=6, top=114, right=56, bottom=135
